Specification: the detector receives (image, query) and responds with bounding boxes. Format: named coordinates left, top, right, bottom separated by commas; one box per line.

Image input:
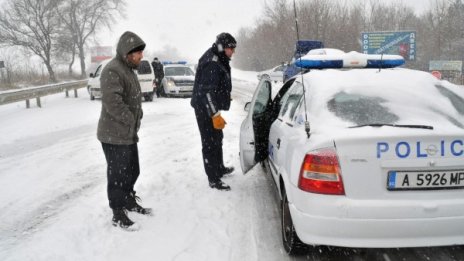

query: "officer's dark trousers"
left=194, top=108, right=225, bottom=183
left=101, top=142, right=140, bottom=209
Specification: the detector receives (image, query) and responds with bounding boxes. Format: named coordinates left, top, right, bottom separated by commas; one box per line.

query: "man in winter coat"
left=151, top=57, right=164, bottom=97
left=97, top=31, right=152, bottom=230
left=191, top=32, right=237, bottom=191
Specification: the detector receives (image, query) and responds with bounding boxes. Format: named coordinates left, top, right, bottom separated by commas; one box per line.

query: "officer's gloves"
left=212, top=112, right=226, bottom=130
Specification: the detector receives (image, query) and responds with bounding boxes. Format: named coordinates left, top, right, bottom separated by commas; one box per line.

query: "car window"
left=327, top=92, right=399, bottom=125
left=165, top=67, right=194, bottom=76
left=253, top=80, right=271, bottom=116
left=137, top=60, right=152, bottom=74
left=435, top=84, right=464, bottom=115
left=274, top=65, right=284, bottom=72
left=278, top=81, right=304, bottom=122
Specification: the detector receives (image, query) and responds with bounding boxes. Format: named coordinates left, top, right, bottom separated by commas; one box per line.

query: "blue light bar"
left=162, top=61, right=188, bottom=65
left=366, top=59, right=405, bottom=68
left=295, top=49, right=405, bottom=69
left=295, top=59, right=343, bottom=69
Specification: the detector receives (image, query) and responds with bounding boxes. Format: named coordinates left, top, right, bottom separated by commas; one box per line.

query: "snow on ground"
left=0, top=69, right=288, bottom=261
left=1, top=68, right=462, bottom=261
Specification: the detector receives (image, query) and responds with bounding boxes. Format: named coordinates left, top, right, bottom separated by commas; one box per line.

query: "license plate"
left=387, top=170, right=464, bottom=190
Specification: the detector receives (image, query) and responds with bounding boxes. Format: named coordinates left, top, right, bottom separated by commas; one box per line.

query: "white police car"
left=159, top=61, right=195, bottom=97
left=240, top=49, right=464, bottom=254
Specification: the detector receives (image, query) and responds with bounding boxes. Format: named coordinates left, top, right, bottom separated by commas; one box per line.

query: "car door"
left=240, top=79, right=273, bottom=174
left=268, top=81, right=305, bottom=178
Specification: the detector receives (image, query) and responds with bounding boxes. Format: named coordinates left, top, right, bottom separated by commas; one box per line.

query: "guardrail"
left=0, top=80, right=88, bottom=108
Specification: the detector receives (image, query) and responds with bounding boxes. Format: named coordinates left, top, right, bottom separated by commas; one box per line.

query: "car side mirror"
left=244, top=102, right=251, bottom=112
left=89, top=73, right=94, bottom=78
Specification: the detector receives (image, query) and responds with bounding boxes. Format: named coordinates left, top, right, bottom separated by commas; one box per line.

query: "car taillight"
left=298, top=148, right=345, bottom=195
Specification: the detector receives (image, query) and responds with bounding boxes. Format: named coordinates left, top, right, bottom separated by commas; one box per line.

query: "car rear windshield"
left=165, top=67, right=194, bottom=76
left=326, top=85, right=464, bottom=129
left=137, top=61, right=152, bottom=74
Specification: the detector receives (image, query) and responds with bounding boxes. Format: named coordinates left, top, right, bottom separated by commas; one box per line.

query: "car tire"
left=282, top=188, right=307, bottom=255
left=90, top=93, right=95, bottom=100
left=145, top=92, right=154, bottom=102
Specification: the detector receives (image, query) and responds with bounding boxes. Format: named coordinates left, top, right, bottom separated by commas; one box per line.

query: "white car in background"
left=257, top=64, right=287, bottom=83
left=87, top=59, right=155, bottom=101
left=158, top=62, right=195, bottom=97
left=240, top=50, right=464, bottom=255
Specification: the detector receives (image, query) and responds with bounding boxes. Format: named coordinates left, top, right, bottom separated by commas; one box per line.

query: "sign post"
left=362, top=31, right=416, bottom=61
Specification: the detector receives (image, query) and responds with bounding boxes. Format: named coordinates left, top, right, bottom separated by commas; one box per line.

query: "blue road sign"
left=362, top=31, right=416, bottom=61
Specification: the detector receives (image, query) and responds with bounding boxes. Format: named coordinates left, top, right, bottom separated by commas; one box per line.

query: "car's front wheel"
left=282, top=188, right=307, bottom=255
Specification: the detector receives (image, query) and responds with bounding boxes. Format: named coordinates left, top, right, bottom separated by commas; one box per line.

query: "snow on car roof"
left=298, top=68, right=464, bottom=134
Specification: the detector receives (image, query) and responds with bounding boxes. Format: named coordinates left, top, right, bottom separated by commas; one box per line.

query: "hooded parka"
left=97, top=31, right=146, bottom=145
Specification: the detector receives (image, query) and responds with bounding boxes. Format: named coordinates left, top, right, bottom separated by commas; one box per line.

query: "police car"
left=239, top=49, right=464, bottom=254
left=159, top=61, right=195, bottom=97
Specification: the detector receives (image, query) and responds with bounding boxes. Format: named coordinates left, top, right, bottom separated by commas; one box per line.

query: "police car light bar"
left=162, top=61, right=188, bottom=65
left=295, top=50, right=405, bottom=69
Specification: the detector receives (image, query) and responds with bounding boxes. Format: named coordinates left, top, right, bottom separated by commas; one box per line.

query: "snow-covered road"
left=0, top=70, right=462, bottom=261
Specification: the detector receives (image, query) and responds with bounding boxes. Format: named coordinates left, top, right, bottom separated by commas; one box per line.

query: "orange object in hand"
left=212, top=113, right=226, bottom=130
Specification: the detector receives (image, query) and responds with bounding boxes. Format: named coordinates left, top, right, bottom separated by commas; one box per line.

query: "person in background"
left=190, top=32, right=237, bottom=191
left=97, top=31, right=152, bottom=230
left=151, top=57, right=164, bottom=97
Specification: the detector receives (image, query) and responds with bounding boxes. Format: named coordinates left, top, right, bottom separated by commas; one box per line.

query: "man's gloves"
left=212, top=113, right=226, bottom=130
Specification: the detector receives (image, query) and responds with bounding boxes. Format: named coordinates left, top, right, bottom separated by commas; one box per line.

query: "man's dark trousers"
left=194, top=107, right=224, bottom=183
left=101, top=143, right=140, bottom=209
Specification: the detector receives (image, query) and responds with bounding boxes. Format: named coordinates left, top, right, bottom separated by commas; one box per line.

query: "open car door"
left=239, top=79, right=273, bottom=174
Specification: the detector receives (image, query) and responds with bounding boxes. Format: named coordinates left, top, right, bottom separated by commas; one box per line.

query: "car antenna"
left=378, top=53, right=383, bottom=72
left=293, top=0, right=311, bottom=139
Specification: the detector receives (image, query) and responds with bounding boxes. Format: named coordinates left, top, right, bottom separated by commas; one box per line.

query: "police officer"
left=151, top=57, right=164, bottom=97
left=191, top=32, right=237, bottom=191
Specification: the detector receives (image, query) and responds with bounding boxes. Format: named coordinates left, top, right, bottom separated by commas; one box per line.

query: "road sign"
left=362, top=31, right=416, bottom=61
left=429, top=60, right=462, bottom=72
left=90, top=46, right=112, bottom=63
left=431, top=71, right=442, bottom=79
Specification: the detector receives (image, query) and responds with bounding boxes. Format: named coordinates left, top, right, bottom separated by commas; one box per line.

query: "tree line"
left=0, top=0, right=125, bottom=83
left=233, top=0, right=464, bottom=73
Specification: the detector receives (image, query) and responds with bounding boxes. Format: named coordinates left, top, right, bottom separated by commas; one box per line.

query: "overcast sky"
left=97, top=0, right=430, bottom=63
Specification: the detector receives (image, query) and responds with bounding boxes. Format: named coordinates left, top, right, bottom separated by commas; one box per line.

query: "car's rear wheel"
left=282, top=188, right=307, bottom=255
left=145, top=92, right=154, bottom=101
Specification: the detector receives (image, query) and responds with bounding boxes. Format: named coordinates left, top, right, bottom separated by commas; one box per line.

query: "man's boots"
left=112, top=209, right=138, bottom=230
left=126, top=192, right=153, bottom=215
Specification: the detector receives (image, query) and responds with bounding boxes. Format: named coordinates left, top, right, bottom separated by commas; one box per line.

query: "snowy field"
left=0, top=69, right=463, bottom=261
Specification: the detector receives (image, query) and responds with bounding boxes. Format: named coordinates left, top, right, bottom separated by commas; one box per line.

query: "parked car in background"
left=136, top=60, right=156, bottom=101
left=240, top=49, right=464, bottom=255
left=257, top=64, right=287, bottom=82
left=87, top=59, right=156, bottom=101
left=158, top=61, right=195, bottom=97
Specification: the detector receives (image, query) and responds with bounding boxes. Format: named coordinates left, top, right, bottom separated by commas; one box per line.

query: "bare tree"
left=59, top=0, right=126, bottom=78
left=0, top=0, right=62, bottom=82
